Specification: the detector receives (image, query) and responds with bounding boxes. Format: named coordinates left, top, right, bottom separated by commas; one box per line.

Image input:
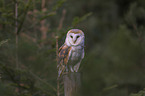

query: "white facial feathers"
left=69, top=33, right=81, bottom=43
left=65, top=29, right=84, bottom=46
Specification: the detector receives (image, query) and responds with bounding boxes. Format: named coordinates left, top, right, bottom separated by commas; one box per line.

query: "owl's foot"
left=63, top=72, right=69, bottom=75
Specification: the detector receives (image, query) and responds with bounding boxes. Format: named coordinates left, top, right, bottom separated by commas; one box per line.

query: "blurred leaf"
left=72, top=12, right=92, bottom=27
left=103, top=85, right=118, bottom=92
left=0, top=39, right=9, bottom=46
left=52, top=0, right=66, bottom=11
left=39, top=11, right=56, bottom=21
left=130, top=89, right=145, bottom=96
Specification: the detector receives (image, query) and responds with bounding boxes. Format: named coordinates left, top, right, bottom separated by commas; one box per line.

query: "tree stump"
left=63, top=72, right=81, bottom=96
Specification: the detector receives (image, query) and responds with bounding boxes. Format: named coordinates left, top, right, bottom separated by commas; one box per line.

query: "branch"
left=57, top=9, right=66, bottom=31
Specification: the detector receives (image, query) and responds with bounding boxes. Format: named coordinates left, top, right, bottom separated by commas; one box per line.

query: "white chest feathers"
left=70, top=46, right=84, bottom=62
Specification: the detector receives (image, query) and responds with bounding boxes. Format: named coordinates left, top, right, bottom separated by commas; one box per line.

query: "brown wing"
left=58, top=44, right=72, bottom=65
left=57, top=44, right=72, bottom=78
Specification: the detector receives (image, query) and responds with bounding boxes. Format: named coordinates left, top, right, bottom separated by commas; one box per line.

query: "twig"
left=57, top=9, right=66, bottom=31
left=40, top=0, right=48, bottom=46
left=56, top=36, right=60, bottom=96
left=20, top=33, right=36, bottom=42
left=15, top=0, right=19, bottom=69
left=132, top=24, right=142, bottom=41
left=41, top=0, right=45, bottom=8
left=56, top=36, right=59, bottom=64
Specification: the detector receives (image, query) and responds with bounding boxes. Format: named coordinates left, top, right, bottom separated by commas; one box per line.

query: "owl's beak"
left=72, top=37, right=76, bottom=43
left=74, top=39, right=77, bottom=43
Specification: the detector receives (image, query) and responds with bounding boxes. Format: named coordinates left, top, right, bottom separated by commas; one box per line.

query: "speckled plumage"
left=58, top=29, right=85, bottom=78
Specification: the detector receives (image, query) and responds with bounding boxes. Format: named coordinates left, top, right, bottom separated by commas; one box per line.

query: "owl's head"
left=65, top=29, right=84, bottom=46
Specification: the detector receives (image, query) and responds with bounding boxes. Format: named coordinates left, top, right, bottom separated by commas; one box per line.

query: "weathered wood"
left=63, top=72, right=81, bottom=96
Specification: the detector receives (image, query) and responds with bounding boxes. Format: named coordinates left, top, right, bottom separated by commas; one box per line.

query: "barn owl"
left=57, top=29, right=85, bottom=78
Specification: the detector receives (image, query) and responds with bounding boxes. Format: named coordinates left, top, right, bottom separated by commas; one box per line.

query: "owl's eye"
left=70, top=35, right=73, bottom=38
left=76, top=36, right=80, bottom=38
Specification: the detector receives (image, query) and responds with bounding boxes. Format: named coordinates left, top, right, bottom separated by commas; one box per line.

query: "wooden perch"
left=63, top=72, right=81, bottom=96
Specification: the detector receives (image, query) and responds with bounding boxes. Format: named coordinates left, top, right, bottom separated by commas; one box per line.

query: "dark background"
left=0, top=0, right=145, bottom=96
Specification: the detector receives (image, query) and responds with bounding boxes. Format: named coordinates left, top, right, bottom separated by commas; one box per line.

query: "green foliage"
left=52, top=0, right=66, bottom=11
left=72, top=12, right=92, bottom=27
left=130, top=89, right=145, bottom=96
left=0, top=1, right=14, bottom=25
left=17, top=0, right=32, bottom=35
left=82, top=24, right=145, bottom=96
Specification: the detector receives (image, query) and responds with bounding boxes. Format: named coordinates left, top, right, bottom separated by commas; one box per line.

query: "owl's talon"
left=63, top=72, right=69, bottom=75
